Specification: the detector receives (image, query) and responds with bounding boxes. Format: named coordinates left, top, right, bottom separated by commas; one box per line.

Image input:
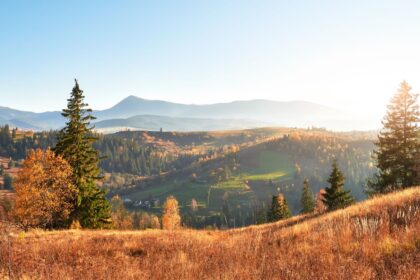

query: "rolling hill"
left=0, top=125, right=377, bottom=228
left=0, top=96, right=376, bottom=131
left=1, top=187, right=419, bottom=279
left=107, top=128, right=375, bottom=224
left=93, top=115, right=270, bottom=133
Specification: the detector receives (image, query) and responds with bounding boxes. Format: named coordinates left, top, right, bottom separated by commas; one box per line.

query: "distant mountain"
left=93, top=115, right=270, bottom=133
left=0, top=107, right=62, bottom=130
left=95, top=96, right=344, bottom=123
left=0, top=96, right=377, bottom=131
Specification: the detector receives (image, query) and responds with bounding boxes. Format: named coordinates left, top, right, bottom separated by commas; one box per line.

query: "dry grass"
left=1, top=187, right=419, bottom=280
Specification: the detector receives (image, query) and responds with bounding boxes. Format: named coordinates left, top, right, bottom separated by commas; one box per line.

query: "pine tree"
left=267, top=194, right=291, bottom=222
left=3, top=173, right=13, bottom=190
left=323, top=160, right=354, bottom=211
left=280, top=196, right=292, bottom=219
left=368, top=81, right=419, bottom=193
left=54, top=80, right=111, bottom=228
left=300, top=178, right=315, bottom=213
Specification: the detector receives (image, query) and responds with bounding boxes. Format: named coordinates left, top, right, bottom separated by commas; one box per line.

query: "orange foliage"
left=0, top=187, right=418, bottom=279
left=315, top=188, right=327, bottom=213
left=13, top=149, right=77, bottom=229
left=110, top=195, right=134, bottom=230
left=162, top=195, right=181, bottom=230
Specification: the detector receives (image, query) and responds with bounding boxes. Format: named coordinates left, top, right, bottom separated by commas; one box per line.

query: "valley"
left=0, top=125, right=376, bottom=229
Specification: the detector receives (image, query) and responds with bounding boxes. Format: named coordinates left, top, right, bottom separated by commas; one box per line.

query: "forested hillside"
left=0, top=125, right=376, bottom=228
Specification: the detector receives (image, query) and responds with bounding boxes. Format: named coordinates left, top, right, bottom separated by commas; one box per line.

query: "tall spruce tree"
left=54, top=80, right=111, bottom=228
left=300, top=178, right=315, bottom=213
left=267, top=194, right=291, bottom=222
left=368, top=81, right=419, bottom=194
left=323, top=160, right=354, bottom=211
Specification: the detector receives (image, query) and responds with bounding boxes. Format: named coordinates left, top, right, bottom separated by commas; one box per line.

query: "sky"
left=0, top=0, right=420, bottom=120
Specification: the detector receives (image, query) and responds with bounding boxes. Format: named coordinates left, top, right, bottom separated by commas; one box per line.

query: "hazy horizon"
left=1, top=1, right=420, bottom=120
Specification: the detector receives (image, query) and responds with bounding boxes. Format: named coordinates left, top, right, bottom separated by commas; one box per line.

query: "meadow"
left=1, top=187, right=419, bottom=279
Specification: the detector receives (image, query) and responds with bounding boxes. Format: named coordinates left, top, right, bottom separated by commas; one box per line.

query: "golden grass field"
left=1, top=187, right=419, bottom=280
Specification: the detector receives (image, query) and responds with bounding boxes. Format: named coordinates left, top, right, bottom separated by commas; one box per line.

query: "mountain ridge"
left=0, top=96, right=374, bottom=131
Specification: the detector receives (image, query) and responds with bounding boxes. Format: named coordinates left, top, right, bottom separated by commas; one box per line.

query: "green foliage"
left=254, top=203, right=268, bottom=224
left=54, top=80, right=111, bottom=228
left=267, top=194, right=291, bottom=222
left=0, top=124, right=375, bottom=228
left=323, top=160, right=354, bottom=211
left=0, top=125, right=12, bottom=148
left=368, top=81, right=420, bottom=194
left=240, top=151, right=293, bottom=181
left=300, top=178, right=315, bottom=213
left=3, top=173, right=13, bottom=190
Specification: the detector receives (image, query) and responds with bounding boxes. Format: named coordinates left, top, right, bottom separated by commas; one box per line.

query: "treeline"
left=0, top=127, right=185, bottom=176
left=0, top=126, right=243, bottom=178
left=262, top=133, right=375, bottom=199
left=0, top=126, right=56, bottom=160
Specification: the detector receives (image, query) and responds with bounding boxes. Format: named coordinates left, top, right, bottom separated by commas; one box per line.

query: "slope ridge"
left=1, top=187, right=419, bottom=279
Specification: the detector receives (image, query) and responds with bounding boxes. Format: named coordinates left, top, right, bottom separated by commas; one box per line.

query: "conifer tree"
left=300, top=178, right=315, bottom=213
left=323, top=160, right=354, bottom=211
left=54, top=80, right=111, bottom=228
left=368, top=81, right=419, bottom=193
left=3, top=173, right=13, bottom=190
left=267, top=194, right=291, bottom=222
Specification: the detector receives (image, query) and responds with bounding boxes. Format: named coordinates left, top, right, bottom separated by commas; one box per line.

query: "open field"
left=1, top=187, right=419, bottom=279
left=124, top=145, right=296, bottom=213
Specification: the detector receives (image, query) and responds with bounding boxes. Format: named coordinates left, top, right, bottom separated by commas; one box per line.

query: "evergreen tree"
left=254, top=202, right=267, bottom=224
left=323, top=160, right=354, bottom=211
left=267, top=194, right=291, bottom=222
left=54, top=80, right=111, bottom=228
left=300, top=178, right=315, bottom=213
left=368, top=81, right=419, bottom=193
left=3, top=173, right=13, bottom=190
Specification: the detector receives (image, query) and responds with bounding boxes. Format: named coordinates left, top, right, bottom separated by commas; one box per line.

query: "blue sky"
left=1, top=1, right=420, bottom=119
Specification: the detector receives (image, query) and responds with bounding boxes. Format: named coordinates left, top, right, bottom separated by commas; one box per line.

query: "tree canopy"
left=162, top=196, right=181, bottom=230
left=323, top=160, right=354, bottom=211
left=14, top=149, right=77, bottom=229
left=268, top=194, right=291, bottom=222
left=300, top=178, right=315, bottom=213
left=54, top=80, right=111, bottom=228
left=368, top=81, right=420, bottom=193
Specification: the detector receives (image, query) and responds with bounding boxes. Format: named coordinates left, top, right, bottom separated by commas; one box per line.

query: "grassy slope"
left=1, top=187, right=419, bottom=280
left=120, top=128, right=371, bottom=216
left=112, top=128, right=375, bottom=216
left=126, top=144, right=295, bottom=211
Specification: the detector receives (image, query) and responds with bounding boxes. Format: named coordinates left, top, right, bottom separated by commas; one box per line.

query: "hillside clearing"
left=1, top=187, right=419, bottom=279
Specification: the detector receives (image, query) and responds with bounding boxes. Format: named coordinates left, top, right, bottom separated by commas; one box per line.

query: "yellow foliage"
left=162, top=195, right=181, bottom=230
left=13, top=149, right=77, bottom=229
left=0, top=187, right=419, bottom=279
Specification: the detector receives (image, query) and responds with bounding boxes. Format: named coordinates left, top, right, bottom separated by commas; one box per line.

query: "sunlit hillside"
left=1, top=187, right=419, bottom=280
left=0, top=126, right=377, bottom=228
